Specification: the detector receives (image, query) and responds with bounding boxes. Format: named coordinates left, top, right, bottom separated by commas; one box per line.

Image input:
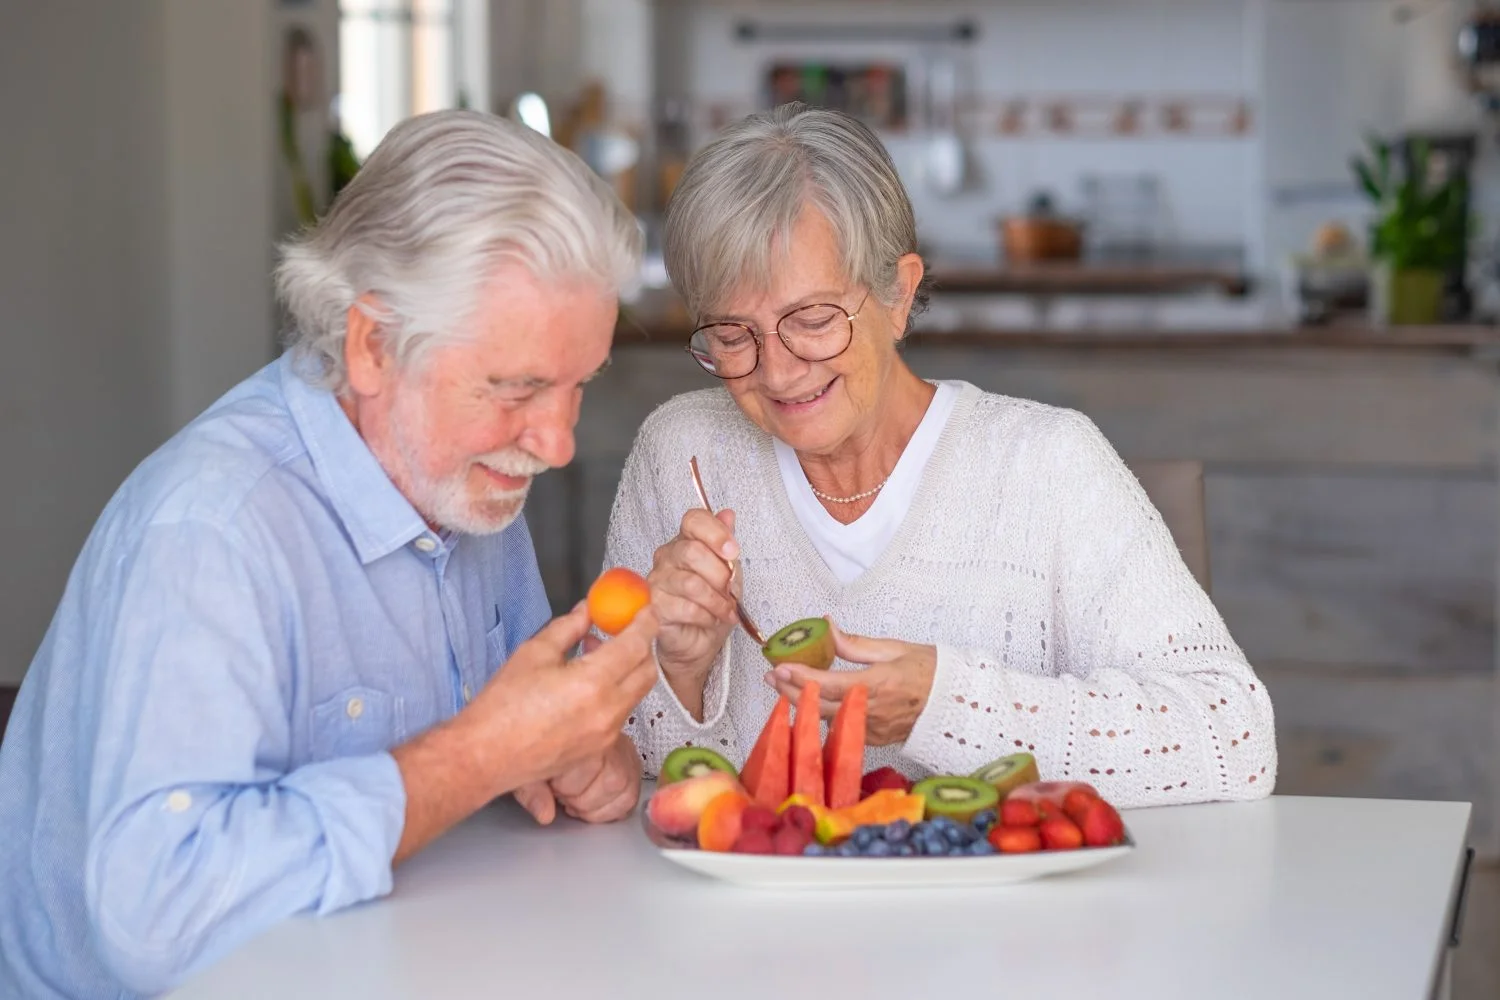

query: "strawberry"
left=781, top=805, right=817, bottom=836
left=999, top=798, right=1042, bottom=828
left=732, top=828, right=775, bottom=854
left=1062, top=786, right=1101, bottom=826
left=772, top=824, right=813, bottom=856
left=1038, top=814, right=1084, bottom=851
left=860, top=766, right=912, bottom=798
left=988, top=825, right=1043, bottom=853
left=1080, top=798, right=1126, bottom=847
left=740, top=806, right=779, bottom=834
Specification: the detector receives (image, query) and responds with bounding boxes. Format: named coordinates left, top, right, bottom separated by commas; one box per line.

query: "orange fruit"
left=587, top=567, right=651, bottom=635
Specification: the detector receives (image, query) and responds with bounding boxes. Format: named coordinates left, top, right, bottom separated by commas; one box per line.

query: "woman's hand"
left=763, top=621, right=937, bottom=746
left=647, top=508, right=740, bottom=709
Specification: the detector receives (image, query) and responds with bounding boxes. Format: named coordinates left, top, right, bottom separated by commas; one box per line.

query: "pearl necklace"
left=809, top=476, right=890, bottom=504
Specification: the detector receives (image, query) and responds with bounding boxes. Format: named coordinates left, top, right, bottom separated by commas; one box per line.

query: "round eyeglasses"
left=685, top=292, right=870, bottom=379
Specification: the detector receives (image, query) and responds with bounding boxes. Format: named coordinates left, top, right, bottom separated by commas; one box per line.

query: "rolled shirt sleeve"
left=80, top=521, right=407, bottom=995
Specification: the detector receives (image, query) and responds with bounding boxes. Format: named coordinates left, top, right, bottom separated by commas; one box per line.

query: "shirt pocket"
left=484, top=618, right=508, bottom=669
left=312, top=685, right=406, bottom=761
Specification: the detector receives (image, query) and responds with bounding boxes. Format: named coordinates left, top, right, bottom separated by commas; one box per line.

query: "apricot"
left=587, top=567, right=651, bottom=635
left=697, top=789, right=752, bottom=852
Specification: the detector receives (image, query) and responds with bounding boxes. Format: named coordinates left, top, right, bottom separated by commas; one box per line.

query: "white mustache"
left=476, top=450, right=550, bottom=478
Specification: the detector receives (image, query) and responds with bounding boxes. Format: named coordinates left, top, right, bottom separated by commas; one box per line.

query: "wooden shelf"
left=925, top=262, right=1252, bottom=298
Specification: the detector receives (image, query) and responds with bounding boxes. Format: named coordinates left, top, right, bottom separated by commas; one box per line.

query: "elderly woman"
left=607, top=104, right=1275, bottom=807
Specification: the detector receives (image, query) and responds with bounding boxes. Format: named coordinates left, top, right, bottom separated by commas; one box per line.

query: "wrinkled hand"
left=515, top=732, right=643, bottom=825
left=764, top=621, right=936, bottom=746
left=648, top=508, right=740, bottom=685
left=468, top=599, right=658, bottom=794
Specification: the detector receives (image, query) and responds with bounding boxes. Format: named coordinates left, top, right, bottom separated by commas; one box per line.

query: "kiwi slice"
left=911, top=776, right=1000, bottom=823
left=661, top=746, right=738, bottom=784
left=970, top=752, right=1041, bottom=799
left=761, top=618, right=835, bottom=670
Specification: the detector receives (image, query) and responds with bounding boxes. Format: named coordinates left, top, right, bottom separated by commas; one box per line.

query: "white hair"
left=662, top=102, right=928, bottom=327
left=275, top=109, right=641, bottom=392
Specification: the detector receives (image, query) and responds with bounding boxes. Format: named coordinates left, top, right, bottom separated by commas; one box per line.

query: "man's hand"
left=514, top=733, right=642, bottom=825
left=389, top=600, right=658, bottom=864
left=764, top=621, right=936, bottom=746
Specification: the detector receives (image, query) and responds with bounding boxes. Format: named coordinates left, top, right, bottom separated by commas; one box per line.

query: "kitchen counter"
left=616, top=289, right=1500, bottom=353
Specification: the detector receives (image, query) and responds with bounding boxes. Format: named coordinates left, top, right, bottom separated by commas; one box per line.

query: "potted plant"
left=1350, top=134, right=1467, bottom=325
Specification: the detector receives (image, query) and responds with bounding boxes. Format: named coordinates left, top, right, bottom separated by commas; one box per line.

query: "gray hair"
left=276, top=109, right=641, bottom=392
left=662, top=103, right=927, bottom=327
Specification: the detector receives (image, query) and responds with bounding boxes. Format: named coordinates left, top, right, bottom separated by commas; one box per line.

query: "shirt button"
left=166, top=790, right=192, bottom=813
left=346, top=696, right=364, bottom=719
left=462, top=684, right=473, bottom=704
left=414, top=537, right=437, bottom=553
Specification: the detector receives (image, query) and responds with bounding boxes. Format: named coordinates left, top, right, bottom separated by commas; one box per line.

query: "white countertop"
left=168, top=794, right=1472, bottom=1000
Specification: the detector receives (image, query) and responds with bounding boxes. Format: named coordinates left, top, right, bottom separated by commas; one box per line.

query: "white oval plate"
left=642, top=812, right=1134, bottom=890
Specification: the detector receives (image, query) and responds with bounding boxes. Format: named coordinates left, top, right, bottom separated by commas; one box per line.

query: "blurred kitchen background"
left=6, top=2, right=1500, bottom=991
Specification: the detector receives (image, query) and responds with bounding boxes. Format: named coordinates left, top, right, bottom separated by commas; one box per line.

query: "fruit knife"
left=689, top=456, right=766, bottom=647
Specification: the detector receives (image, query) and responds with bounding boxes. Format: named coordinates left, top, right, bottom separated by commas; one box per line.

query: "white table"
left=168, top=794, right=1474, bottom=1000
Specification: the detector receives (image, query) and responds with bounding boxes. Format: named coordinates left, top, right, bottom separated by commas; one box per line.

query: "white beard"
left=385, top=385, right=550, bottom=536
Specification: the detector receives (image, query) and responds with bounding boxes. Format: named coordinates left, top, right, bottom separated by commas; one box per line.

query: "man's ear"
left=344, top=296, right=392, bottom=398
left=889, top=253, right=925, bottom=342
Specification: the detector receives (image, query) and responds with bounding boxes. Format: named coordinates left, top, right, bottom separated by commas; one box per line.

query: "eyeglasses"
left=685, top=292, right=870, bottom=380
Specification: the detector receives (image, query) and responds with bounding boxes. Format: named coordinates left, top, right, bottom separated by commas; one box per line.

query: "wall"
left=0, top=2, right=278, bottom=686
left=656, top=0, right=1260, bottom=264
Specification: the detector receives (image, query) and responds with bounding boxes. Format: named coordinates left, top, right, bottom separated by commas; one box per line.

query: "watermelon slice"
left=822, top=684, right=868, bottom=809
left=791, top=680, right=826, bottom=806
left=739, top=694, right=791, bottom=808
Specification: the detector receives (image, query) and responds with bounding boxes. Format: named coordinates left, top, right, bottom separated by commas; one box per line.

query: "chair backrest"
left=1126, top=460, right=1211, bottom=595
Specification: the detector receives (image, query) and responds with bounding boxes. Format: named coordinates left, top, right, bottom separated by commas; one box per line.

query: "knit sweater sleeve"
left=902, top=411, right=1277, bottom=808
left=602, top=410, right=740, bottom=779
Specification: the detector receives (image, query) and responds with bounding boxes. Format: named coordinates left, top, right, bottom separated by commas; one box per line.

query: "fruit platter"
left=641, top=672, right=1134, bottom=889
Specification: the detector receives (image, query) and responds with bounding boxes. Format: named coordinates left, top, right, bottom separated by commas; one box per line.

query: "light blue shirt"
left=0, top=354, right=552, bottom=998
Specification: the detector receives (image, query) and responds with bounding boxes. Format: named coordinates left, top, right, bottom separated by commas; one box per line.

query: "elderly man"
left=0, top=110, right=657, bottom=999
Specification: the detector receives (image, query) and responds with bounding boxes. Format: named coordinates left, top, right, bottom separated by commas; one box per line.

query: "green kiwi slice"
left=661, top=746, right=738, bottom=784
left=911, top=776, right=1000, bottom=823
left=970, top=752, right=1041, bottom=799
left=761, top=617, right=835, bottom=670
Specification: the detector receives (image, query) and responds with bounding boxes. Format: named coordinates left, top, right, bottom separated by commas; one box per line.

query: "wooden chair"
left=1127, top=460, right=1212, bottom=595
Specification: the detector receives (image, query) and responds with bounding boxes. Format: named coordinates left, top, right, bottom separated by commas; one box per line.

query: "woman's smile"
left=768, top=376, right=838, bottom=414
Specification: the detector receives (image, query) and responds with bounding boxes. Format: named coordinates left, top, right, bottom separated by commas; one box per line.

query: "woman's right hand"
left=648, top=508, right=741, bottom=693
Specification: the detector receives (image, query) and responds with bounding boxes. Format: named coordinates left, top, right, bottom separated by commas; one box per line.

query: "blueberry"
left=884, top=819, right=912, bottom=843
left=852, top=826, right=880, bottom=849
left=972, top=809, right=998, bottom=834
left=912, top=821, right=932, bottom=838
left=921, top=832, right=947, bottom=856
left=943, top=825, right=972, bottom=846
left=896, top=842, right=917, bottom=857
left=865, top=839, right=894, bottom=857
left=968, top=840, right=996, bottom=856
left=835, top=841, right=860, bottom=857
left=802, top=844, right=827, bottom=857
left=929, top=815, right=956, bottom=832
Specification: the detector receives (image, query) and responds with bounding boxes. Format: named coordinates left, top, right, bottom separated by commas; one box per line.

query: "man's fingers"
left=580, top=634, right=602, bottom=655
left=527, top=601, right=594, bottom=659
left=551, top=754, right=606, bottom=799
left=576, top=607, right=660, bottom=685
left=514, top=781, right=557, bottom=825
left=830, top=620, right=905, bottom=665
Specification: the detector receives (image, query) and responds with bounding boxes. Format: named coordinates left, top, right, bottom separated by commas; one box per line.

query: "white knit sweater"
left=606, top=382, right=1277, bottom=808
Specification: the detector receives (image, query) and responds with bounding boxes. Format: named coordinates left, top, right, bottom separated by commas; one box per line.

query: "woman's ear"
left=343, top=296, right=393, bottom=398
left=889, top=253, right=926, bottom=342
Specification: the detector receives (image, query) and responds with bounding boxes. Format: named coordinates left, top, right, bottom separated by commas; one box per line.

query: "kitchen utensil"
left=689, top=457, right=766, bottom=646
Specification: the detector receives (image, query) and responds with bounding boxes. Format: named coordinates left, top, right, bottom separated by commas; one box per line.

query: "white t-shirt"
left=773, top=381, right=960, bottom=584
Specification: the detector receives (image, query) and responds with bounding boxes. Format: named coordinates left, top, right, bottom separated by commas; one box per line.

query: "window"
left=338, top=0, right=488, bottom=159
